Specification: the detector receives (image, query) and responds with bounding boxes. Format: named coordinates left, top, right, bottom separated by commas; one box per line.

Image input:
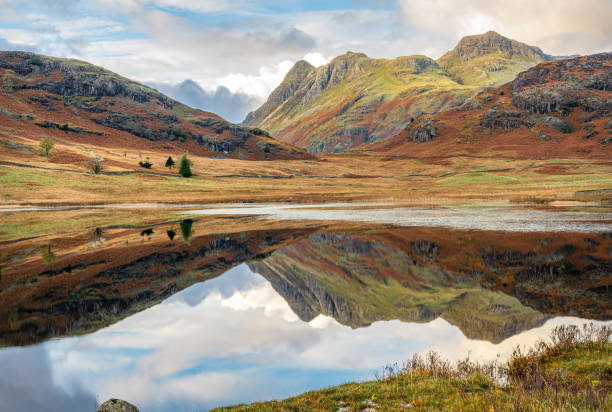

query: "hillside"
left=243, top=32, right=552, bottom=153
left=367, top=53, right=612, bottom=160
left=0, top=51, right=311, bottom=167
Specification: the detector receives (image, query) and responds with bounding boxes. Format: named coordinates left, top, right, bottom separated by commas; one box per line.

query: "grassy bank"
left=213, top=324, right=611, bottom=411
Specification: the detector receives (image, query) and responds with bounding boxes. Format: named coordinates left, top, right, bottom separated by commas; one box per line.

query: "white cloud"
left=216, top=60, right=294, bottom=98
left=303, top=52, right=330, bottom=67
left=398, top=0, right=612, bottom=56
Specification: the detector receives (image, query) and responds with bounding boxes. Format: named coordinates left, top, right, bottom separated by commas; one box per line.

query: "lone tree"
left=87, top=156, right=104, bottom=174
left=39, top=137, right=55, bottom=162
left=178, top=154, right=192, bottom=177
left=165, top=156, right=175, bottom=170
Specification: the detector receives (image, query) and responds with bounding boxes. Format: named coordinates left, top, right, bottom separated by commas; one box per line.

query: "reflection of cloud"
left=0, top=346, right=96, bottom=412
left=9, top=263, right=609, bottom=412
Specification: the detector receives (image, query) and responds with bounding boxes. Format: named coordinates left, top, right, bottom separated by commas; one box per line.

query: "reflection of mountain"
left=249, top=233, right=549, bottom=343
left=1, top=221, right=609, bottom=347
left=0, top=222, right=313, bottom=346
left=249, top=229, right=611, bottom=342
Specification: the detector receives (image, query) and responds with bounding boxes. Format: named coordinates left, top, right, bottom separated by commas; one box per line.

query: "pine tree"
left=178, top=154, right=192, bottom=177
left=165, top=156, right=175, bottom=169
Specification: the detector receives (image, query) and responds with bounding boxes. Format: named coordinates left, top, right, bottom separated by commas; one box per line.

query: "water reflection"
left=1, top=264, right=608, bottom=412
left=0, top=214, right=610, bottom=411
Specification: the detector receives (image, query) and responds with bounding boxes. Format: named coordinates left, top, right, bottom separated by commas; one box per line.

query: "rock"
left=480, top=109, right=532, bottom=130
left=97, top=399, right=139, bottom=412
left=407, top=118, right=437, bottom=143
left=528, top=116, right=573, bottom=133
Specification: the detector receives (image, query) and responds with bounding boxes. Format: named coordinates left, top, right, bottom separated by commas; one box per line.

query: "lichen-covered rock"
left=97, top=399, right=139, bottom=412
left=480, top=109, right=532, bottom=130
left=529, top=116, right=574, bottom=133
left=407, top=118, right=437, bottom=142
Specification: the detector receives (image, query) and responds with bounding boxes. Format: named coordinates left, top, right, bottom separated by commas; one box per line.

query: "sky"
left=0, top=0, right=610, bottom=122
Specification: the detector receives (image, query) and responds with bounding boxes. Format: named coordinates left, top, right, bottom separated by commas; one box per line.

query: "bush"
left=30, top=55, right=43, bottom=66
left=178, top=154, right=192, bottom=177
left=165, top=156, right=175, bottom=169
left=138, top=161, right=153, bottom=169
left=88, top=157, right=104, bottom=174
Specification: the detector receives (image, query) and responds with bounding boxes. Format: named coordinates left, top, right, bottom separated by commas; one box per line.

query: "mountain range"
left=242, top=31, right=558, bottom=153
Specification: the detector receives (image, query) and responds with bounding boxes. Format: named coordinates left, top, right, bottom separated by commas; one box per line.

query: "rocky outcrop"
left=406, top=118, right=438, bottom=142
left=439, top=31, right=551, bottom=63
left=97, top=399, right=139, bottom=412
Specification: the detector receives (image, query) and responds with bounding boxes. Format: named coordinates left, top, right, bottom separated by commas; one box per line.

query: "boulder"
left=97, top=399, right=139, bottom=412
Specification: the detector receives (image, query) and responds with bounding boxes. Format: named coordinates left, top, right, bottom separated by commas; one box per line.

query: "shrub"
left=59, top=123, right=69, bottom=131
left=165, top=156, right=175, bottom=169
left=87, top=157, right=104, bottom=174
left=138, top=161, right=153, bottom=169
left=30, top=55, right=43, bottom=66
left=178, top=154, right=192, bottom=177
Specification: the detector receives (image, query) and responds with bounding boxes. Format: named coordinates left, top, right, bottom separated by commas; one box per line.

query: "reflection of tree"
left=91, top=227, right=105, bottom=247
left=167, top=230, right=176, bottom=240
left=180, top=219, right=194, bottom=242
left=41, top=241, right=56, bottom=264
left=140, top=229, right=154, bottom=240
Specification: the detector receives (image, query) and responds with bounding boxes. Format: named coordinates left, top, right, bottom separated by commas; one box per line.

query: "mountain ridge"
left=0, top=51, right=312, bottom=163
left=243, top=31, right=555, bottom=153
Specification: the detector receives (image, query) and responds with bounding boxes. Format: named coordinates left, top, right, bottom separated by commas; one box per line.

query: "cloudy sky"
left=0, top=0, right=610, bottom=122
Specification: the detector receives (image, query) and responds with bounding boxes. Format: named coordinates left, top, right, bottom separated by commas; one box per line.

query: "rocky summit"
left=243, top=31, right=553, bottom=153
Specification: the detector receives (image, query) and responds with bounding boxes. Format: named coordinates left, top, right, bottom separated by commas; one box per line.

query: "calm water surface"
left=0, top=205, right=610, bottom=411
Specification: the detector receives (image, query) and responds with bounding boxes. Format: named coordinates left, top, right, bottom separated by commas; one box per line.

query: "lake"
left=0, top=204, right=610, bottom=411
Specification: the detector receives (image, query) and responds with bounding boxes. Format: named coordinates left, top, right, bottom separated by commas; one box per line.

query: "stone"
left=97, top=398, right=139, bottom=412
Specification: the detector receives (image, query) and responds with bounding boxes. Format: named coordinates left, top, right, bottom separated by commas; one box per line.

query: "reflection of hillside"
left=249, top=233, right=550, bottom=343
left=1, top=221, right=609, bottom=347
left=249, top=229, right=611, bottom=342
left=0, top=221, right=314, bottom=347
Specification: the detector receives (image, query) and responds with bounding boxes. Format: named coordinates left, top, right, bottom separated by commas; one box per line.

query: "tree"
left=165, top=156, right=175, bottom=170
left=139, top=160, right=153, bottom=169
left=87, top=157, right=104, bottom=174
left=178, top=154, right=192, bottom=177
left=39, top=137, right=54, bottom=162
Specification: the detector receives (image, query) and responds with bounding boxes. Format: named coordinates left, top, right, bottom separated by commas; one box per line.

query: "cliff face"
left=0, top=51, right=312, bottom=161
left=243, top=32, right=552, bottom=153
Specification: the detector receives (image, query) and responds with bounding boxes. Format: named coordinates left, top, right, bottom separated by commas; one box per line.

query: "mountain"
left=366, top=52, right=612, bottom=160
left=438, top=31, right=553, bottom=86
left=0, top=51, right=311, bottom=162
left=243, top=31, right=552, bottom=153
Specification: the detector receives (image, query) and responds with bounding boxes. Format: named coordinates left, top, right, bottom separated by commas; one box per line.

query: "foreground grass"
left=213, top=325, right=611, bottom=411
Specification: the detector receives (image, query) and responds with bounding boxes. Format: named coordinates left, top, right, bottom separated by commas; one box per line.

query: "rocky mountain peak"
left=439, top=31, right=550, bottom=62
